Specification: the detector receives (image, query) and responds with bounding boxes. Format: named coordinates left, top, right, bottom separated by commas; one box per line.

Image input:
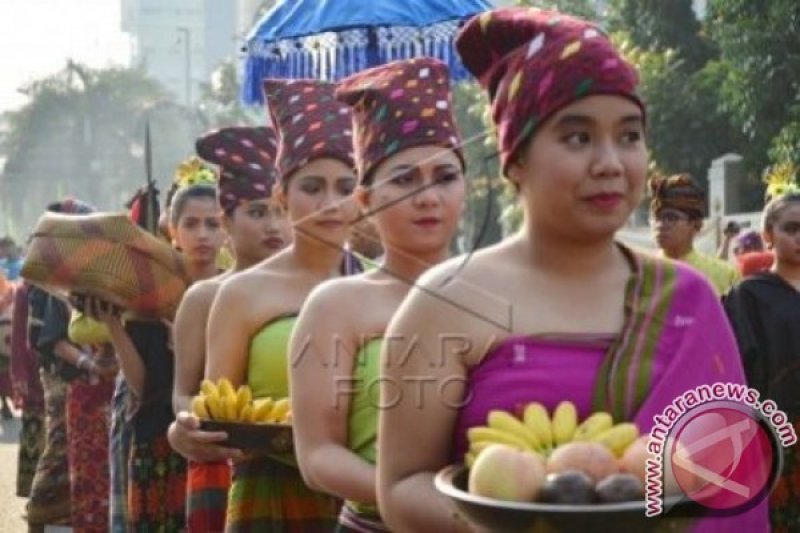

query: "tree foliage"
left=708, top=0, right=800, bottom=172
left=0, top=62, right=207, bottom=238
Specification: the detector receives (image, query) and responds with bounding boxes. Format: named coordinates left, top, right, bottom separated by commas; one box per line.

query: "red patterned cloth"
left=455, top=7, right=643, bottom=175
left=67, top=376, right=114, bottom=533
left=9, top=282, right=44, bottom=410
left=195, top=126, right=279, bottom=213
left=186, top=460, right=231, bottom=532
left=336, top=57, right=464, bottom=185
left=263, top=79, right=355, bottom=183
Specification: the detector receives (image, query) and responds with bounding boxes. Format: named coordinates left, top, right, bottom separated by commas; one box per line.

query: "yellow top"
left=680, top=249, right=740, bottom=296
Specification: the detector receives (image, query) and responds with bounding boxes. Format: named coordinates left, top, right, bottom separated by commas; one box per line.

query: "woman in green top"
left=289, top=58, right=466, bottom=532
left=204, top=79, right=358, bottom=532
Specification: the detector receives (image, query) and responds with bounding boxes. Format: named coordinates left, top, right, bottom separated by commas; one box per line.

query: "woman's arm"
left=205, top=275, right=257, bottom=386
left=377, top=279, right=477, bottom=532
left=168, top=280, right=243, bottom=461
left=82, top=296, right=146, bottom=396
left=290, top=282, right=377, bottom=504
left=172, top=281, right=217, bottom=414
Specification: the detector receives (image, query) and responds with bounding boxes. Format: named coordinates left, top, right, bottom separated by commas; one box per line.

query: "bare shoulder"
left=183, top=276, right=223, bottom=306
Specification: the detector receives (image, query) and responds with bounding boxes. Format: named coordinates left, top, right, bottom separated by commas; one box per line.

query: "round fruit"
left=619, top=435, right=649, bottom=484
left=538, top=470, right=595, bottom=504
left=547, top=441, right=619, bottom=484
left=468, top=444, right=547, bottom=503
left=595, top=473, right=644, bottom=503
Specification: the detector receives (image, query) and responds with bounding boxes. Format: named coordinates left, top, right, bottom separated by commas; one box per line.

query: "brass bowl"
left=200, top=419, right=293, bottom=453
left=434, top=465, right=705, bottom=533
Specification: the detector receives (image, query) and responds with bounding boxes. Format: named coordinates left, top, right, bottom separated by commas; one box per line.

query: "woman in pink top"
left=376, top=7, right=769, bottom=532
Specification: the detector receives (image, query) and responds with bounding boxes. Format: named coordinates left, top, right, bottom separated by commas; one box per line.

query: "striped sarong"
left=109, top=374, right=132, bottom=533
left=187, top=460, right=231, bottom=532
left=337, top=502, right=390, bottom=532
left=226, top=456, right=339, bottom=532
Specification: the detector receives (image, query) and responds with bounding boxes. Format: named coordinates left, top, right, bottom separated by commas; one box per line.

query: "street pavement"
left=0, top=414, right=29, bottom=532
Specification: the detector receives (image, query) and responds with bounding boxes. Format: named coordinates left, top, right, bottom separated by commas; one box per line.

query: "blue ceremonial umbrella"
left=241, top=0, right=492, bottom=104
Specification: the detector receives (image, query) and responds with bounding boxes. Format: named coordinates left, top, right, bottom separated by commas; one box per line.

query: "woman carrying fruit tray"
left=167, top=126, right=290, bottom=532
left=205, top=79, right=359, bottom=532
left=376, top=7, right=769, bottom=533
left=288, top=57, right=467, bottom=532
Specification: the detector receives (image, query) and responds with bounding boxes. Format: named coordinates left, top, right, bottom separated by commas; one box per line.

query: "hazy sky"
left=0, top=0, right=131, bottom=114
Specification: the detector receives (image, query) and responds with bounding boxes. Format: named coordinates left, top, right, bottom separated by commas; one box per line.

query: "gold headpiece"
left=174, top=156, right=217, bottom=189
left=763, top=162, right=800, bottom=202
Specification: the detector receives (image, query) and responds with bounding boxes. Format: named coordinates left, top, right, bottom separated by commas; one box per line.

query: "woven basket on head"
left=21, top=212, right=190, bottom=319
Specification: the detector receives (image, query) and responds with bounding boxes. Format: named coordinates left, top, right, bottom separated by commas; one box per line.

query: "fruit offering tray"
left=435, top=465, right=705, bottom=533
left=200, top=419, right=294, bottom=453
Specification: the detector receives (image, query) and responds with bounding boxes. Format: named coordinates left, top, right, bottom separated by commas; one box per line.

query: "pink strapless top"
left=451, top=334, right=613, bottom=461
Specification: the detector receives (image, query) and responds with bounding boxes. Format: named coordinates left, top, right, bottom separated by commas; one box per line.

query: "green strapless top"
left=347, top=337, right=383, bottom=465
left=247, top=314, right=297, bottom=400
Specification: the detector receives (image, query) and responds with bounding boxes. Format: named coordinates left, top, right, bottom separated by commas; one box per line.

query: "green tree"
left=608, top=0, right=714, bottom=71
left=198, top=59, right=263, bottom=128
left=0, top=62, right=206, bottom=238
left=708, top=0, right=800, bottom=173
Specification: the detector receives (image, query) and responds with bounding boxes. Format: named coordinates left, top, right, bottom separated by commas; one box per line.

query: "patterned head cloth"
left=263, top=79, right=355, bottom=185
left=46, top=198, right=95, bottom=215
left=195, top=126, right=279, bottom=213
left=335, top=57, right=464, bottom=185
left=455, top=7, right=644, bottom=176
left=649, top=174, right=705, bottom=219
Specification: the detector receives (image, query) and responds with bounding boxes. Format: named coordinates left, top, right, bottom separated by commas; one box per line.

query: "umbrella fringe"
left=242, top=19, right=473, bottom=105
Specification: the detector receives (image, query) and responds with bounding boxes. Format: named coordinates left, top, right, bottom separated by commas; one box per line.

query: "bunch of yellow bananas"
left=465, top=401, right=640, bottom=466
left=191, top=378, right=292, bottom=425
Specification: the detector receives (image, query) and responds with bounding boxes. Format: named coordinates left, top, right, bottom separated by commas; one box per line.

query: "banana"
left=573, top=411, right=614, bottom=441
left=487, top=410, right=541, bottom=450
left=270, top=398, right=290, bottom=423
left=467, top=426, right=531, bottom=450
left=235, top=386, right=252, bottom=420
left=205, top=390, right=226, bottom=420
left=191, top=395, right=209, bottom=419
left=222, top=394, right=238, bottom=421
left=591, top=422, right=640, bottom=456
left=200, top=379, right=217, bottom=397
left=552, top=401, right=578, bottom=445
left=252, top=397, right=274, bottom=423
left=239, top=404, right=255, bottom=423
left=523, top=402, right=553, bottom=451
left=218, top=378, right=236, bottom=401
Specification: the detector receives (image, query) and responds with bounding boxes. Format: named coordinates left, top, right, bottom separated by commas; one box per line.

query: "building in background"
left=120, top=0, right=240, bottom=105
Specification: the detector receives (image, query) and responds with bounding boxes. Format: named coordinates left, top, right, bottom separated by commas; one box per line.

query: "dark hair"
left=763, top=192, right=800, bottom=233
left=170, top=185, right=218, bottom=226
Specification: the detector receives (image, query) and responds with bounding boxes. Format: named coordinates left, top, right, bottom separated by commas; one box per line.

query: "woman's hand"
left=72, top=294, right=123, bottom=327
left=167, top=410, right=243, bottom=462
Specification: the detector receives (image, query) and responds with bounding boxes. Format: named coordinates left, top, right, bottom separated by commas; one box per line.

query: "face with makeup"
left=225, top=198, right=291, bottom=265
left=171, top=193, right=225, bottom=266
left=764, top=199, right=800, bottom=267
left=280, top=157, right=358, bottom=247
left=362, top=145, right=465, bottom=256
left=507, top=95, right=647, bottom=242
